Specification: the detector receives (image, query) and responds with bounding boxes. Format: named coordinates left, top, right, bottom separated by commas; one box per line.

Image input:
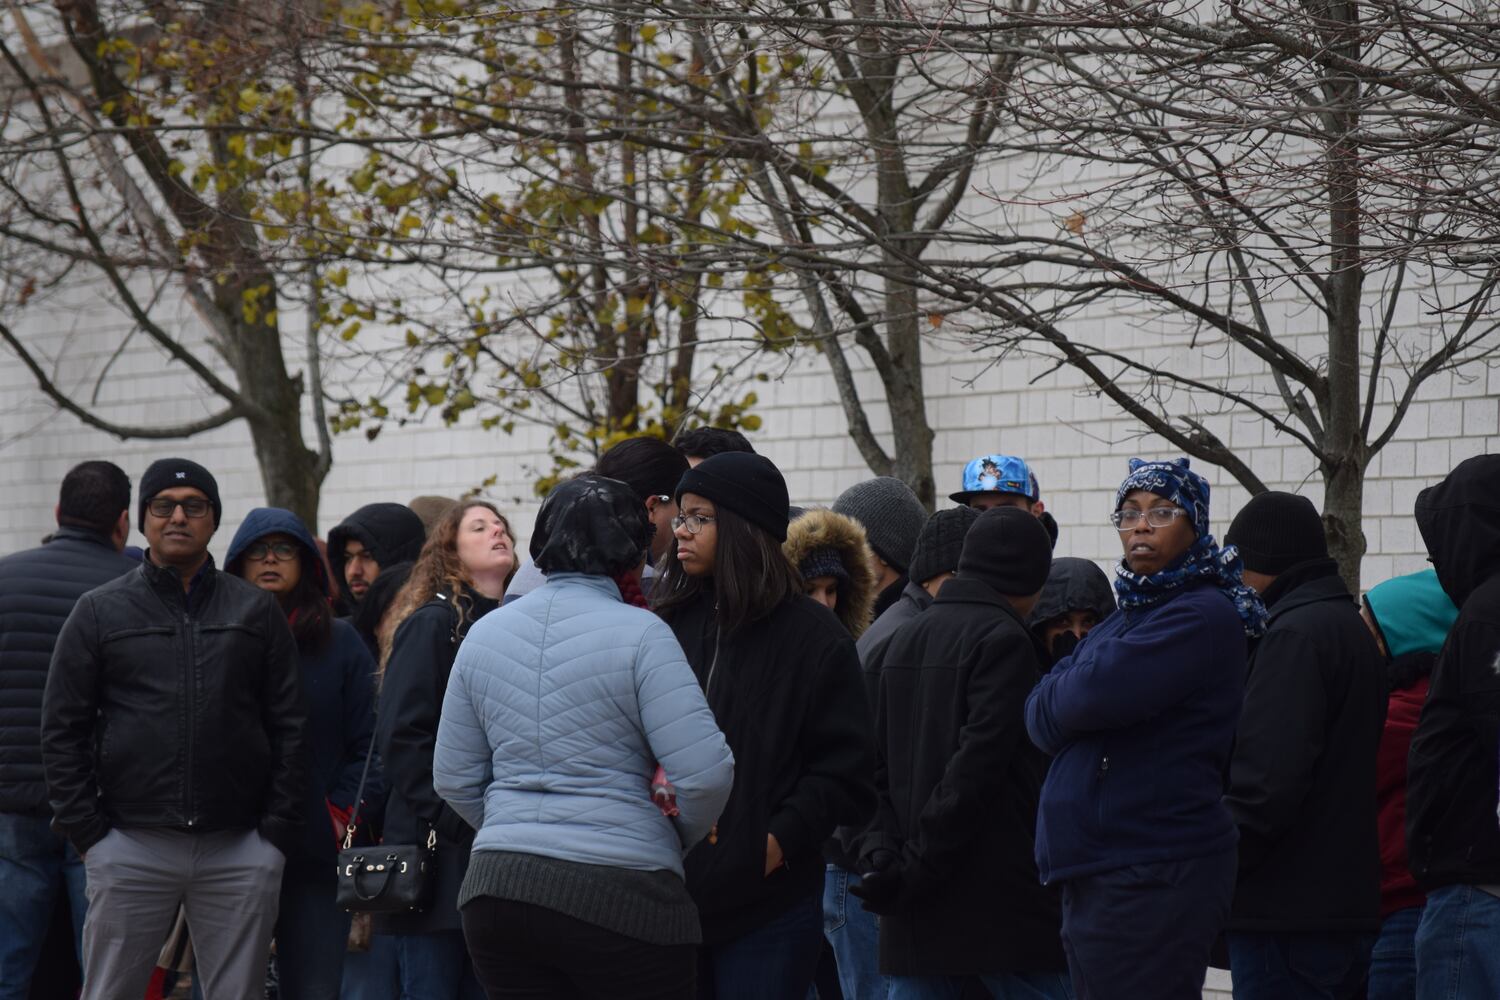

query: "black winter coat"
left=868, top=576, right=1064, bottom=976
left=1408, top=456, right=1500, bottom=889
left=1223, top=561, right=1386, bottom=931
left=666, top=592, right=875, bottom=945
left=374, top=592, right=495, bottom=934
left=0, top=528, right=136, bottom=815
left=42, top=558, right=307, bottom=855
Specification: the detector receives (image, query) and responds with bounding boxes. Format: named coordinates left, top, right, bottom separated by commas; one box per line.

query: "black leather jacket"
left=42, top=556, right=306, bottom=855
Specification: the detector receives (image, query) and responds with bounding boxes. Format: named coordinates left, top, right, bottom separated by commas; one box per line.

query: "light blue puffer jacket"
left=433, top=573, right=734, bottom=876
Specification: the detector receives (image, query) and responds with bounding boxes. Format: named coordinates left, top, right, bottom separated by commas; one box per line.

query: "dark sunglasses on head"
left=146, top=497, right=211, bottom=519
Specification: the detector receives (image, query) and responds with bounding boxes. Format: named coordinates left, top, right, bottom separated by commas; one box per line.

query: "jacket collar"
left=540, top=573, right=623, bottom=601
left=902, top=578, right=933, bottom=612
left=1267, top=570, right=1352, bottom=622
left=141, top=552, right=218, bottom=601
left=934, top=575, right=1028, bottom=626
left=49, top=525, right=117, bottom=550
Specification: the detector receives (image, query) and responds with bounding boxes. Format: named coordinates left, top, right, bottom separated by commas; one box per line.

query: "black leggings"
left=460, top=895, right=696, bottom=1000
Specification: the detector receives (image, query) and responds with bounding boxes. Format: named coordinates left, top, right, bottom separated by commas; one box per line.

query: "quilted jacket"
left=433, top=573, right=734, bottom=877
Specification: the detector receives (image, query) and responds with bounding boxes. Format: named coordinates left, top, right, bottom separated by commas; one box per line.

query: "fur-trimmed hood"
left=783, top=507, right=878, bottom=638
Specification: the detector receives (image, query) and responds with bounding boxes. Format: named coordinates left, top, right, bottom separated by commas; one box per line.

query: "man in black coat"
left=0, top=462, right=136, bottom=999
left=42, top=458, right=305, bottom=1000
left=1406, top=455, right=1500, bottom=997
left=327, top=501, right=426, bottom=611
left=854, top=506, right=1069, bottom=997
left=1223, top=492, right=1386, bottom=1000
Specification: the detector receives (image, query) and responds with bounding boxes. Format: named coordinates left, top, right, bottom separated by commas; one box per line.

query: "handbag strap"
left=342, top=734, right=379, bottom=851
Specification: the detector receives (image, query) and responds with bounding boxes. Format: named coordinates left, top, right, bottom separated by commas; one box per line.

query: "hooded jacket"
left=1407, top=455, right=1500, bottom=889
left=327, top=503, right=426, bottom=608
left=42, top=554, right=306, bottom=856
left=866, top=575, right=1064, bottom=975
left=0, top=527, right=136, bottom=816
left=783, top=508, right=878, bottom=639
left=1027, top=557, right=1116, bottom=632
left=1222, top=559, right=1386, bottom=931
left=664, top=590, right=876, bottom=944
left=225, top=509, right=379, bottom=870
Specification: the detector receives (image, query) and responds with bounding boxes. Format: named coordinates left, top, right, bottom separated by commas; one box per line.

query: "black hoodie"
left=327, top=503, right=426, bottom=609
left=1407, top=455, right=1500, bottom=889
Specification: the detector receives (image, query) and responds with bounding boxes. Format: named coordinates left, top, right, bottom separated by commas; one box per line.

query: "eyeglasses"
left=244, top=541, right=298, bottom=562
left=671, top=512, right=717, bottom=535
left=146, top=497, right=211, bottom=519
left=1110, top=507, right=1190, bottom=531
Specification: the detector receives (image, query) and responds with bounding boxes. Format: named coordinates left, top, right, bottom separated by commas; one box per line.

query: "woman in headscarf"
left=651, top=452, right=875, bottom=1000
left=225, top=508, right=377, bottom=1000
left=433, top=475, right=734, bottom=999
left=1025, top=457, right=1264, bottom=1000
left=373, top=501, right=518, bottom=1000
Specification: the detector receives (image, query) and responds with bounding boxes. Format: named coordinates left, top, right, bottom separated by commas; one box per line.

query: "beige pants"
left=80, top=827, right=283, bottom=1000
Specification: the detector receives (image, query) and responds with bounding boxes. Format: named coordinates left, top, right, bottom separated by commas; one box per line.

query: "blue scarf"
left=1113, top=458, right=1268, bottom=638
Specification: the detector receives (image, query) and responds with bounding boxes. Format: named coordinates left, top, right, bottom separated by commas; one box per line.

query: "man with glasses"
left=42, top=458, right=306, bottom=1000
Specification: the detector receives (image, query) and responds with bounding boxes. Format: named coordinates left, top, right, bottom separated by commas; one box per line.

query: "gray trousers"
left=80, top=827, right=284, bottom=1000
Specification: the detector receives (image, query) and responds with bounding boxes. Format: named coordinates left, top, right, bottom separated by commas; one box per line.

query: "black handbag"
left=335, top=739, right=437, bottom=913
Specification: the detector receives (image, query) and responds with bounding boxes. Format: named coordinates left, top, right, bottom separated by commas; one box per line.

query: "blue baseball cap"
left=949, top=454, right=1040, bottom=504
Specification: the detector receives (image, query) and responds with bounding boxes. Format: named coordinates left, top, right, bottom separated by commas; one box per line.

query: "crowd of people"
left=0, top=428, right=1497, bottom=1000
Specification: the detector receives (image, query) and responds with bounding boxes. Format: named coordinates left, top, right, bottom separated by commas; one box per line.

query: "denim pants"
left=1226, top=930, right=1375, bottom=1000
left=0, top=812, right=88, bottom=1000
left=341, top=933, right=399, bottom=1000
left=391, top=931, right=484, bottom=1000
left=276, top=871, right=352, bottom=1000
left=887, top=971, right=1074, bottom=1000
left=1414, top=884, right=1500, bottom=1000
left=699, top=888, right=825, bottom=1000
left=1367, top=906, right=1421, bottom=1000
left=824, top=865, right=890, bottom=999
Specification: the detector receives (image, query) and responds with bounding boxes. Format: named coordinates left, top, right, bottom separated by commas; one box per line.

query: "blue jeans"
left=700, top=889, right=824, bottom=1000
left=1368, top=906, right=1421, bottom=1000
left=0, top=812, right=87, bottom=1000
left=342, top=932, right=399, bottom=1000
left=888, top=972, right=1073, bottom=999
left=824, top=866, right=890, bottom=999
left=277, top=873, right=352, bottom=1000
left=1414, top=884, right=1500, bottom=1000
left=1227, top=931, right=1374, bottom=1000
left=392, top=931, right=484, bottom=1000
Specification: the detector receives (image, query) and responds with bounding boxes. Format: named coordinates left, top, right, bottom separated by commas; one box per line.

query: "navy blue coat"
left=0, top=528, right=136, bottom=815
left=1026, top=581, right=1247, bottom=883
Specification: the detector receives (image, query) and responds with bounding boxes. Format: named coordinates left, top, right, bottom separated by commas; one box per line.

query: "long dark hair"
left=652, top=505, right=802, bottom=633
left=283, top=564, right=334, bottom=653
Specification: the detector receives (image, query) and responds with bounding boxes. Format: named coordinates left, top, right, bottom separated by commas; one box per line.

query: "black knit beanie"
left=1225, top=491, right=1327, bottom=575
left=138, top=457, right=222, bottom=530
left=956, top=506, right=1053, bottom=597
left=908, top=506, right=981, bottom=586
left=675, top=452, right=791, bottom=542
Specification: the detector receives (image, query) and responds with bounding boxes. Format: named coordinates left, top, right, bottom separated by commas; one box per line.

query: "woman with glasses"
left=225, top=508, right=378, bottom=1000
left=652, top=453, right=875, bottom=1000
left=1025, top=458, right=1265, bottom=1000
left=371, top=500, right=518, bottom=1000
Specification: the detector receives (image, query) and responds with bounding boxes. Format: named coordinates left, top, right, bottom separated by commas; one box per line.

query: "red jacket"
left=1377, top=677, right=1429, bottom=916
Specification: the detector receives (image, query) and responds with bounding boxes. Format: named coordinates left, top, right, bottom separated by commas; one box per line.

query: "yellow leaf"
left=1064, top=211, right=1086, bottom=235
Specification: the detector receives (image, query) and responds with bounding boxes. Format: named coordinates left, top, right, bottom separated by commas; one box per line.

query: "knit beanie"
left=799, top=547, right=849, bottom=584
left=138, top=457, right=222, bottom=530
left=1225, top=491, right=1327, bottom=575
left=832, top=476, right=928, bottom=572
left=956, top=506, right=1053, bottom=597
left=675, top=452, right=791, bottom=542
left=907, top=506, right=981, bottom=586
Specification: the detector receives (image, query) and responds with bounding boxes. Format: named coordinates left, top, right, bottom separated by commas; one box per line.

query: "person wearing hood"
left=42, top=458, right=306, bottom=1000
left=373, top=501, right=518, bottom=1000
left=506, top=435, right=690, bottom=605
left=433, top=475, right=734, bottom=998
left=784, top=508, right=879, bottom=639
left=1027, top=557, right=1116, bottom=668
left=854, top=506, right=1069, bottom=998
left=1220, top=493, right=1386, bottom=1000
left=1026, top=457, right=1262, bottom=1000
left=1406, top=454, right=1500, bottom=998
left=1360, top=569, right=1458, bottom=1000
left=327, top=503, right=427, bottom=612
left=226, top=509, right=378, bottom=1000
left=652, top=452, right=876, bottom=1000
left=822, top=505, right=978, bottom=1000
left=832, top=477, right=931, bottom=619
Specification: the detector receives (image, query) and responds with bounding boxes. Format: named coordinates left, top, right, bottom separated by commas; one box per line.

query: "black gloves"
left=850, top=848, right=907, bottom=915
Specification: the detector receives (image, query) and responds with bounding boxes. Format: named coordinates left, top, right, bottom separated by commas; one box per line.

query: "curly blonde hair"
left=377, top=500, right=516, bottom=673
